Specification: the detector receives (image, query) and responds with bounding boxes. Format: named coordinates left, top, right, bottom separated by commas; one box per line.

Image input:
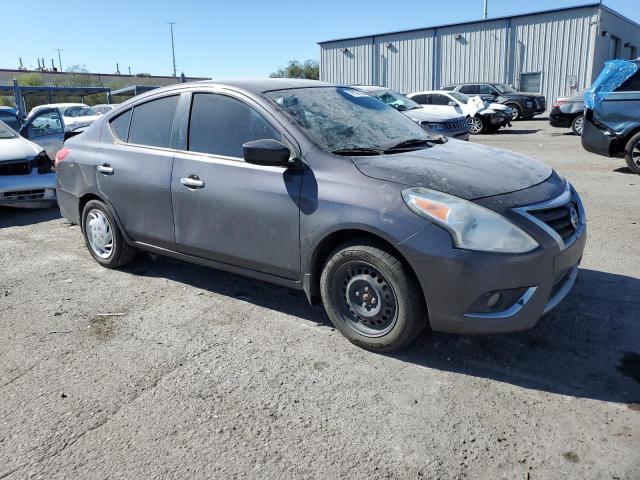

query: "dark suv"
left=442, top=83, right=546, bottom=120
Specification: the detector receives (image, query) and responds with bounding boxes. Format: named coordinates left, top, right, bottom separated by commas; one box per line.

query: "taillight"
left=552, top=99, right=567, bottom=109
left=54, top=147, right=70, bottom=168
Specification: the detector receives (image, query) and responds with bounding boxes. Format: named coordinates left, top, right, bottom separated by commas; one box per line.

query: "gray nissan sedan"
left=55, top=79, right=586, bottom=352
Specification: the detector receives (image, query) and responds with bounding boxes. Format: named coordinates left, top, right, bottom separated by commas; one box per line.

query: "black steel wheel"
left=320, top=240, right=427, bottom=352
left=625, top=131, right=640, bottom=175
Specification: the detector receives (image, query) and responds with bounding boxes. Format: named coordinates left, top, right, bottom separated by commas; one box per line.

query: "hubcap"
left=468, top=116, right=483, bottom=134
left=574, top=116, right=584, bottom=135
left=510, top=106, right=519, bottom=120
left=332, top=262, right=397, bottom=337
left=86, top=209, right=114, bottom=259
left=633, top=141, right=640, bottom=167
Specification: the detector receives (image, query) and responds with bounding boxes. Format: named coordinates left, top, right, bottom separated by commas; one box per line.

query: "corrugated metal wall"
left=319, top=5, right=615, bottom=110
left=510, top=8, right=598, bottom=103
left=437, top=19, right=508, bottom=88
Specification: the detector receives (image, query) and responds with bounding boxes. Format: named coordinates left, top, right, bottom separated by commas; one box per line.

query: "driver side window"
left=28, top=111, right=63, bottom=137
left=431, top=94, right=451, bottom=106
left=478, top=84, right=495, bottom=95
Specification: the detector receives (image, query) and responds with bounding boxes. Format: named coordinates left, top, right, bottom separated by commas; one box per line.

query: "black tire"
left=320, top=240, right=427, bottom=352
left=507, top=104, right=521, bottom=121
left=571, top=115, right=584, bottom=136
left=81, top=200, right=136, bottom=268
left=625, top=131, right=640, bottom=175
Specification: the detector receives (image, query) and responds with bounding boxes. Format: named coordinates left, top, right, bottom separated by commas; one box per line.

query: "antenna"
left=166, top=21, right=178, bottom=77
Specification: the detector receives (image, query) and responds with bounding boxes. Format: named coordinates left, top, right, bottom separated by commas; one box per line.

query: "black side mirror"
left=243, top=139, right=292, bottom=167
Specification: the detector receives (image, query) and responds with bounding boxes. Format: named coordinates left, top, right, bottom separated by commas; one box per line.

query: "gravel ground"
left=1, top=119, right=638, bottom=480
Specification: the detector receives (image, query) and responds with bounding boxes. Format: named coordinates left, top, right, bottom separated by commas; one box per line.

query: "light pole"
left=54, top=48, right=63, bottom=71
left=166, top=21, right=177, bottom=77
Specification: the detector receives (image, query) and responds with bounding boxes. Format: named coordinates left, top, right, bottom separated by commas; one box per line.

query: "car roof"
left=351, top=85, right=389, bottom=92
left=410, top=90, right=454, bottom=95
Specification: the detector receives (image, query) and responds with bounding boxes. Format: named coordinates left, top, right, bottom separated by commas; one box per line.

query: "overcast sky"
left=2, top=0, right=638, bottom=79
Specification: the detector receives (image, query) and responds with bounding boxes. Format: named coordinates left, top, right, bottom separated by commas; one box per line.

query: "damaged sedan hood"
left=351, top=140, right=552, bottom=200
left=0, top=136, right=41, bottom=162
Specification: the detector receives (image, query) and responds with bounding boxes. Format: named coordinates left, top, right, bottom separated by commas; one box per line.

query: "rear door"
left=171, top=91, right=302, bottom=279
left=21, top=108, right=65, bottom=158
left=96, top=94, right=179, bottom=250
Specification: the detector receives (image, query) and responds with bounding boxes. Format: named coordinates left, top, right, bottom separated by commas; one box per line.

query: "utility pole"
left=54, top=49, right=63, bottom=71
left=166, top=21, right=177, bottom=77
left=483, top=0, right=488, bottom=19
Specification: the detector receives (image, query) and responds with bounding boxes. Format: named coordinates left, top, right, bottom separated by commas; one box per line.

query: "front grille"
left=0, top=160, right=30, bottom=176
left=425, top=120, right=468, bottom=132
left=0, top=189, right=45, bottom=201
left=514, top=183, right=583, bottom=250
left=529, top=201, right=579, bottom=242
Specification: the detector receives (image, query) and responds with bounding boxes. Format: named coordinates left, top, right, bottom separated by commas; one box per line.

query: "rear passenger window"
left=460, top=85, right=479, bottom=94
left=128, top=95, right=178, bottom=148
left=618, top=71, right=640, bottom=91
left=188, top=93, right=280, bottom=158
left=411, top=94, right=430, bottom=104
left=431, top=94, right=451, bottom=106
left=109, top=109, right=132, bottom=142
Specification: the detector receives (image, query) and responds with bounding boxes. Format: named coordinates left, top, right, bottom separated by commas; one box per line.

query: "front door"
left=171, top=92, right=302, bottom=280
left=21, top=108, right=65, bottom=158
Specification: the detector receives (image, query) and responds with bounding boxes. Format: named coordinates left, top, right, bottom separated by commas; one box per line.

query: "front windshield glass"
left=448, top=91, right=470, bottom=104
left=264, top=87, right=436, bottom=154
left=371, top=90, right=422, bottom=111
left=64, top=106, right=98, bottom=117
left=0, top=120, right=18, bottom=139
left=493, top=83, right=518, bottom=94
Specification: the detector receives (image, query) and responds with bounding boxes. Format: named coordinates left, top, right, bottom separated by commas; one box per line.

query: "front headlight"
left=402, top=187, right=539, bottom=253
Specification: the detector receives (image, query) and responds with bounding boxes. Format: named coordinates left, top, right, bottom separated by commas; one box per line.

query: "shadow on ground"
left=496, top=128, right=540, bottom=135
left=125, top=255, right=640, bottom=405
left=0, top=206, right=61, bottom=228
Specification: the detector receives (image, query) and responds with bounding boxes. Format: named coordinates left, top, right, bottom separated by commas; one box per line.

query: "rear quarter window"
left=128, top=95, right=179, bottom=148
left=109, top=109, right=132, bottom=142
left=617, top=71, right=640, bottom=92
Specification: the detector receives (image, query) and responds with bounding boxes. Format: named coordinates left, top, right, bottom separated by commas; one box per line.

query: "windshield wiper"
left=383, top=138, right=443, bottom=153
left=331, top=147, right=382, bottom=156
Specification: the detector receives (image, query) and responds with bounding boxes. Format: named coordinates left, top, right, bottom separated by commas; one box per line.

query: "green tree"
left=270, top=60, right=319, bottom=80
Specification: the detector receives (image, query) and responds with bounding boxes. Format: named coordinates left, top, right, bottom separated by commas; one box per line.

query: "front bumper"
left=399, top=185, right=586, bottom=334
left=0, top=171, right=56, bottom=208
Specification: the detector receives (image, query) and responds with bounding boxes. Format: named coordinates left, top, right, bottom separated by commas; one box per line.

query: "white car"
left=407, top=90, right=513, bottom=134
left=0, top=120, right=56, bottom=208
left=28, top=103, right=101, bottom=129
left=92, top=104, right=120, bottom=115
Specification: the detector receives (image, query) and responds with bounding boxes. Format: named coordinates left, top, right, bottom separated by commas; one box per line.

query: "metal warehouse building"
left=319, top=3, right=640, bottom=109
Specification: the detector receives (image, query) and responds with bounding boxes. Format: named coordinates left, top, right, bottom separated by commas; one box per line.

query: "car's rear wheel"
left=320, top=241, right=426, bottom=352
left=508, top=104, right=521, bottom=121
left=571, top=115, right=584, bottom=136
left=467, top=116, right=486, bottom=134
left=82, top=200, right=136, bottom=268
left=625, top=131, right=640, bottom=175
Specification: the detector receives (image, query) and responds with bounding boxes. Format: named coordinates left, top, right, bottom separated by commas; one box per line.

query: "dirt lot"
left=1, top=119, right=638, bottom=480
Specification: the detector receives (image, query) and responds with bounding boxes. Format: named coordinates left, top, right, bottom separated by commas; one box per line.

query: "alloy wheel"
left=633, top=141, right=640, bottom=168
left=468, top=116, right=484, bottom=134
left=331, top=261, right=398, bottom=338
left=573, top=116, right=584, bottom=135
left=86, top=209, right=114, bottom=259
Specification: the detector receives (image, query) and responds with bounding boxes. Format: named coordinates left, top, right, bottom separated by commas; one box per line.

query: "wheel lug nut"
left=355, top=291, right=360, bottom=297
left=364, top=287, right=369, bottom=292
left=372, top=298, right=376, bottom=304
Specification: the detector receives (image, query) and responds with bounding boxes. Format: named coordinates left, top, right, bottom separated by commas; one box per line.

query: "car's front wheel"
left=571, top=115, right=584, bottom=136
left=82, top=200, right=136, bottom=268
left=320, top=241, right=426, bottom=352
left=508, top=104, right=521, bottom=121
left=467, top=116, right=486, bottom=134
left=625, top=131, right=640, bottom=175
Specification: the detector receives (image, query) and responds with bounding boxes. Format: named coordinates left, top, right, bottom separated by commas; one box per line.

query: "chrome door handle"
left=180, top=176, right=205, bottom=189
left=97, top=164, right=114, bottom=175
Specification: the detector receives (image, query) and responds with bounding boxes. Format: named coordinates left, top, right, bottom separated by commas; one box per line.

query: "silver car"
left=0, top=120, right=56, bottom=208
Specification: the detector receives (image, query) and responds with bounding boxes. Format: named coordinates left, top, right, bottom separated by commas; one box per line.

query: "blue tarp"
left=584, top=60, right=639, bottom=110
